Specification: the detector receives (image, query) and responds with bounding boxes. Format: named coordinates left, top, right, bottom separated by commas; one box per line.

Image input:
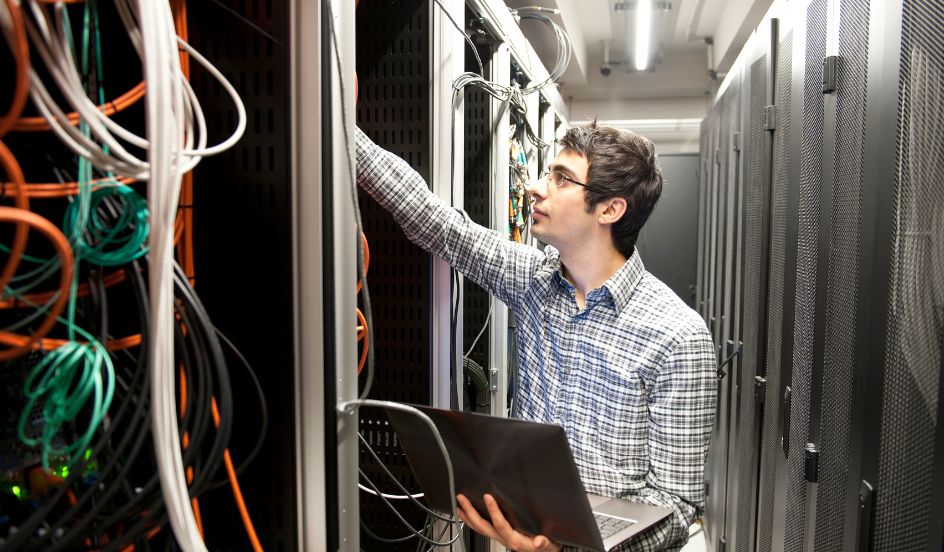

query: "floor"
left=680, top=522, right=707, bottom=551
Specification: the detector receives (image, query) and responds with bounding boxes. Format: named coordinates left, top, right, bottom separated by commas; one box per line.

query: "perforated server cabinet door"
left=780, top=0, right=829, bottom=550
left=188, top=2, right=299, bottom=550
left=355, top=2, right=435, bottom=548
left=808, top=0, right=873, bottom=546
left=756, top=10, right=800, bottom=552
left=462, top=37, right=494, bottom=415
left=859, top=0, right=944, bottom=549
left=697, top=126, right=710, bottom=321
left=725, top=19, right=776, bottom=552
left=703, top=76, right=744, bottom=552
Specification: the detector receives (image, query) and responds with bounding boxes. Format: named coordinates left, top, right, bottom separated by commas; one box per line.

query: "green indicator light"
left=84, top=449, right=92, bottom=461
left=11, top=485, right=22, bottom=498
left=58, top=466, right=70, bottom=478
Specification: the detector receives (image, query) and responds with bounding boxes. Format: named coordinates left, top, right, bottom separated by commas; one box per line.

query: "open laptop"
left=384, top=405, right=673, bottom=552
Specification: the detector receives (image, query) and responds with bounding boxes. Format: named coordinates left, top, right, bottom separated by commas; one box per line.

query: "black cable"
left=204, top=327, right=269, bottom=489
left=5, top=262, right=152, bottom=552
left=361, top=515, right=433, bottom=544
left=357, top=432, right=456, bottom=523
left=358, top=468, right=461, bottom=548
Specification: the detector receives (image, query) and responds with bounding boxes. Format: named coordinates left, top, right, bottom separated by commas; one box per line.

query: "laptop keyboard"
left=594, top=513, right=637, bottom=541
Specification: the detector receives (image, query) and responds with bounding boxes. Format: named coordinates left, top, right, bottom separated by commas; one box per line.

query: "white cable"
left=19, top=0, right=246, bottom=179
left=358, top=483, right=425, bottom=500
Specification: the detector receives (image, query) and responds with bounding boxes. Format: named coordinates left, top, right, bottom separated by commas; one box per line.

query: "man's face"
left=526, top=148, right=598, bottom=253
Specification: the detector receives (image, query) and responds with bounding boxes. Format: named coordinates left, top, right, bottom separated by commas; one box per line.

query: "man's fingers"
left=457, top=494, right=499, bottom=541
left=484, top=493, right=530, bottom=549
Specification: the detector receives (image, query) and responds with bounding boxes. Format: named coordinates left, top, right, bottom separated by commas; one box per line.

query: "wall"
left=636, top=154, right=700, bottom=308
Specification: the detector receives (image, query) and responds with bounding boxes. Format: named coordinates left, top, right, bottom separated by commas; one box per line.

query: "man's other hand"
left=456, top=493, right=563, bottom=552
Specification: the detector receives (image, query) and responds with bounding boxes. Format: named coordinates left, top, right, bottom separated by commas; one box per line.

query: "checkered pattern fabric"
left=356, top=128, right=717, bottom=551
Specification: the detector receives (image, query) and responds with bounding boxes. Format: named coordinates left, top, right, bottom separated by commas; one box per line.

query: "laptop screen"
left=384, top=405, right=607, bottom=551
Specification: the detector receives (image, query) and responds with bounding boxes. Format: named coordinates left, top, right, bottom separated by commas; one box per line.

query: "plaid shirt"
left=356, top=128, right=717, bottom=551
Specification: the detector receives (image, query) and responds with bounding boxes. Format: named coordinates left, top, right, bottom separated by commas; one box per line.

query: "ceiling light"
left=635, top=0, right=652, bottom=71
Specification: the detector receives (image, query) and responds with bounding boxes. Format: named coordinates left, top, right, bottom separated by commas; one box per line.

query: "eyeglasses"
left=540, top=169, right=605, bottom=194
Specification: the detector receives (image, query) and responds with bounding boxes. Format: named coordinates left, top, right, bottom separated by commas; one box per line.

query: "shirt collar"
left=552, top=248, right=645, bottom=314
left=604, top=248, right=645, bottom=314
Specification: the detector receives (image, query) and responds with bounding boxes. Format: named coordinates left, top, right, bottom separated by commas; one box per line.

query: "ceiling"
left=504, top=0, right=771, bottom=103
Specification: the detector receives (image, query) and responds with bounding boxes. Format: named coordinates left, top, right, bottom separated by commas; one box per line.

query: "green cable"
left=16, top=330, right=115, bottom=470
left=11, top=2, right=131, bottom=469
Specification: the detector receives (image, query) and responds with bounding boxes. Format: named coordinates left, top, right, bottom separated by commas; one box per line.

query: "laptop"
left=384, top=405, right=673, bottom=552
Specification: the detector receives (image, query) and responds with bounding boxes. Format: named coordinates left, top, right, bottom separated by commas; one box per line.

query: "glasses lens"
left=547, top=170, right=561, bottom=187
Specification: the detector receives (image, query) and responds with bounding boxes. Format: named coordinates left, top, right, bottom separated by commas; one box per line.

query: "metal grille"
left=784, top=2, right=828, bottom=549
left=734, top=54, right=769, bottom=552
left=355, top=1, right=433, bottom=546
left=188, top=2, right=296, bottom=550
left=813, top=0, right=871, bottom=547
left=462, top=47, right=492, bottom=413
left=757, top=30, right=793, bottom=552
left=697, top=128, right=710, bottom=322
left=873, top=0, right=944, bottom=547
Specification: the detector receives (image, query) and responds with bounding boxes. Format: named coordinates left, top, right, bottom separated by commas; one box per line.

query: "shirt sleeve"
left=355, top=126, right=544, bottom=310
left=619, top=325, right=717, bottom=550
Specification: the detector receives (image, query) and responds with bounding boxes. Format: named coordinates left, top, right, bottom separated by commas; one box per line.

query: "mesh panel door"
left=188, top=2, right=297, bottom=549
left=355, top=1, right=433, bottom=547
left=813, top=0, right=871, bottom=547
left=757, top=27, right=795, bottom=552
left=462, top=44, right=493, bottom=414
left=732, top=52, right=771, bottom=552
left=705, top=92, right=729, bottom=550
left=698, top=127, right=710, bottom=321
left=783, top=1, right=829, bottom=549
left=873, top=0, right=944, bottom=547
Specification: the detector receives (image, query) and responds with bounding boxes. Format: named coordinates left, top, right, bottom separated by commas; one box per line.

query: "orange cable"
left=0, top=331, right=141, bottom=352
left=210, top=397, right=264, bottom=552
left=355, top=233, right=370, bottom=373
left=11, top=82, right=146, bottom=132
left=118, top=525, right=162, bottom=552
left=0, top=207, right=73, bottom=361
left=178, top=365, right=205, bottom=540
left=1, top=176, right=137, bottom=199
left=172, top=0, right=196, bottom=284
left=356, top=308, right=368, bottom=374
left=0, top=0, right=29, bottom=138
left=0, top=141, right=31, bottom=295
left=355, top=232, right=370, bottom=293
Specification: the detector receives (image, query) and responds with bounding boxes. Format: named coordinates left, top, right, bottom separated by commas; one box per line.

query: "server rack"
left=700, top=0, right=944, bottom=549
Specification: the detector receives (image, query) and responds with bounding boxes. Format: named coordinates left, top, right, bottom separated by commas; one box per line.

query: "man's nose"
left=525, top=177, right=547, bottom=200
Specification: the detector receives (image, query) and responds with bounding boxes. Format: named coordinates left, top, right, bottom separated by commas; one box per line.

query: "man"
left=355, top=121, right=717, bottom=551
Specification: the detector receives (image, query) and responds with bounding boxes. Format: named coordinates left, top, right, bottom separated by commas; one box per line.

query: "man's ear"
left=598, top=196, right=627, bottom=225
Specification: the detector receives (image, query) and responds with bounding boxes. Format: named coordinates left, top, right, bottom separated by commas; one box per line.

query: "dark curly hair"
left=559, top=120, right=663, bottom=258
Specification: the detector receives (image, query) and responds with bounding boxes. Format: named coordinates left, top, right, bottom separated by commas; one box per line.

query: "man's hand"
left=456, top=494, right=562, bottom=552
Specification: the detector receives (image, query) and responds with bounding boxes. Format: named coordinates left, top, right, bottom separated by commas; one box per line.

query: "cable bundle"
left=509, top=7, right=573, bottom=95
left=0, top=261, right=268, bottom=552
left=0, top=0, right=261, bottom=550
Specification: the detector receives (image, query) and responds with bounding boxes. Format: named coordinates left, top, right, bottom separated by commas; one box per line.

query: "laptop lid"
left=385, top=405, right=607, bottom=551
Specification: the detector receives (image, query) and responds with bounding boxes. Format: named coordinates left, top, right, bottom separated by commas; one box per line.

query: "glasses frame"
left=540, top=169, right=607, bottom=195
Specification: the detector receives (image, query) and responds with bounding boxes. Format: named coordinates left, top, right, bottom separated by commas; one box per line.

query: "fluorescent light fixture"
left=635, top=0, right=652, bottom=71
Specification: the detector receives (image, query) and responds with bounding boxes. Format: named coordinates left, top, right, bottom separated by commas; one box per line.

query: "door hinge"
left=805, top=443, right=820, bottom=482
left=732, top=131, right=741, bottom=152
left=714, top=147, right=721, bottom=165
left=489, top=367, right=498, bottom=392
left=781, top=385, right=793, bottom=456
left=718, top=538, right=727, bottom=552
left=754, top=375, right=767, bottom=403
left=764, top=105, right=777, bottom=131
left=823, top=55, right=838, bottom=94
left=857, top=480, right=875, bottom=551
